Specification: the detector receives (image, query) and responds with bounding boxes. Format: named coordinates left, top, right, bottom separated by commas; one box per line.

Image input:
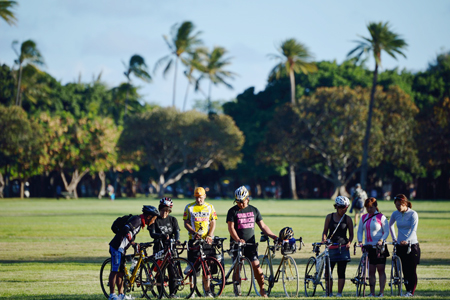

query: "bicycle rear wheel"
left=233, top=256, right=253, bottom=296
left=281, top=255, right=299, bottom=297
left=304, top=257, right=317, bottom=297
left=200, top=256, right=225, bottom=297
left=390, top=256, right=403, bottom=296
left=356, top=256, right=368, bottom=297
left=163, top=257, right=196, bottom=299
left=353, top=257, right=364, bottom=297
left=140, top=258, right=163, bottom=299
left=259, top=254, right=273, bottom=296
left=324, top=256, right=332, bottom=297
left=100, top=258, right=111, bottom=298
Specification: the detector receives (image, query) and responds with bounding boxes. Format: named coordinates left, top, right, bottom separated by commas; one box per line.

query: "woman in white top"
left=389, top=194, right=420, bottom=297
left=357, top=197, right=390, bottom=297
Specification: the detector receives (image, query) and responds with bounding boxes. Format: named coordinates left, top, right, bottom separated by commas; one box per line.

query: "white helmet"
left=235, top=186, right=249, bottom=201
left=335, top=196, right=350, bottom=207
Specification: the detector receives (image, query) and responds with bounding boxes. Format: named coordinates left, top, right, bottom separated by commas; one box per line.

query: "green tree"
left=12, top=40, right=45, bottom=107
left=118, top=107, right=244, bottom=197
left=268, top=38, right=317, bottom=104
left=193, top=46, right=236, bottom=114
left=348, top=21, right=407, bottom=189
left=155, top=21, right=202, bottom=108
left=0, top=0, right=17, bottom=25
left=123, top=55, right=151, bottom=117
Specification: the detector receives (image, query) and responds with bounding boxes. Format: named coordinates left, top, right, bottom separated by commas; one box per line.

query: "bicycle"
left=100, top=242, right=163, bottom=299
left=213, top=237, right=254, bottom=297
left=259, top=232, right=304, bottom=297
left=155, top=239, right=197, bottom=299
left=351, top=243, right=374, bottom=297
left=388, top=241, right=411, bottom=296
left=189, top=238, right=225, bottom=297
left=304, top=241, right=342, bottom=297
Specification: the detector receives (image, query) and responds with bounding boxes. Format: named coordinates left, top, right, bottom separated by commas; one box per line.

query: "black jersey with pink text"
left=226, top=205, right=262, bottom=243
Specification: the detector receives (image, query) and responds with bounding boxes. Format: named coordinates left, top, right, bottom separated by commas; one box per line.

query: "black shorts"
left=231, top=243, right=259, bottom=262
left=366, top=245, right=389, bottom=265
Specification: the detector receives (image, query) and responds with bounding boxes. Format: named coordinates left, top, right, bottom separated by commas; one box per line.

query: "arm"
left=357, top=215, right=364, bottom=244
left=228, top=221, right=245, bottom=244
left=389, top=212, right=397, bottom=242
left=347, top=215, right=354, bottom=248
left=322, top=214, right=331, bottom=242
left=148, top=223, right=166, bottom=240
left=256, top=220, right=277, bottom=240
left=380, top=215, right=390, bottom=243
left=205, top=219, right=216, bottom=244
left=184, top=219, right=200, bottom=240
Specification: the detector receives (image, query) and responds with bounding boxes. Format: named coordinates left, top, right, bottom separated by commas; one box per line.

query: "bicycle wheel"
left=233, top=256, right=253, bottom=296
left=200, top=256, right=225, bottom=297
left=281, top=255, right=299, bottom=297
left=304, top=257, right=317, bottom=297
left=259, top=254, right=273, bottom=296
left=324, top=256, right=332, bottom=297
left=390, top=256, right=403, bottom=296
left=140, top=258, right=163, bottom=299
left=163, top=257, right=197, bottom=299
left=100, top=258, right=111, bottom=298
left=353, top=257, right=364, bottom=297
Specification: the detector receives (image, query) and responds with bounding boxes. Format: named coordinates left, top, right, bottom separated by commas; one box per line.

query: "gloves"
left=133, top=243, right=141, bottom=253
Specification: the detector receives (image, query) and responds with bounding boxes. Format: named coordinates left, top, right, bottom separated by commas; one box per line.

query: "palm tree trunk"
left=183, top=77, right=191, bottom=112
left=172, top=57, right=179, bottom=108
left=207, top=80, right=212, bottom=114
left=289, top=69, right=296, bottom=104
left=289, top=163, right=298, bottom=199
left=15, top=64, right=23, bottom=106
left=124, top=80, right=130, bottom=118
left=360, top=63, right=379, bottom=190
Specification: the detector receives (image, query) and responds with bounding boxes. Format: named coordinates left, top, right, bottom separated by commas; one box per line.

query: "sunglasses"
left=337, top=205, right=348, bottom=209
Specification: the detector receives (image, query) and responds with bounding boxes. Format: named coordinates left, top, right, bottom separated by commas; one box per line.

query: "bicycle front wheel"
left=353, top=257, right=364, bottom=297
left=100, top=258, right=111, bottom=298
left=390, top=256, right=403, bottom=296
left=304, top=257, right=317, bottom=297
left=163, top=257, right=197, bottom=299
left=259, top=254, right=273, bottom=296
left=281, top=255, right=299, bottom=297
left=233, top=256, right=253, bottom=297
left=324, top=256, right=332, bottom=297
left=201, top=256, right=225, bottom=297
left=140, top=258, right=163, bottom=299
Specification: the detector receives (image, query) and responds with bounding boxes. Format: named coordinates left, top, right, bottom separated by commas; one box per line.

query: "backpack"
left=111, top=214, right=134, bottom=234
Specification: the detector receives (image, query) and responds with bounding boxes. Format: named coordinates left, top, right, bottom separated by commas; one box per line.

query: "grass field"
left=1, top=197, right=449, bottom=299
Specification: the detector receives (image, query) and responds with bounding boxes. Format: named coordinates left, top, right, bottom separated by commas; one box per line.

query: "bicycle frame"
left=387, top=241, right=411, bottom=296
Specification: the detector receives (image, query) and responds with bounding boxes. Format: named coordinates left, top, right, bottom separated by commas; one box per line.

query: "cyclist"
left=357, top=197, right=390, bottom=297
left=108, top=205, right=159, bottom=300
left=183, top=187, right=217, bottom=296
left=322, top=196, right=354, bottom=297
left=389, top=194, right=420, bottom=297
left=148, top=197, right=180, bottom=252
left=226, top=186, right=278, bottom=298
left=350, top=183, right=368, bottom=227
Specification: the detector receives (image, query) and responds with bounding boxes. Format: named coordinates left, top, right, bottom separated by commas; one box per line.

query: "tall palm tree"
left=123, top=54, right=151, bottom=117
left=154, top=21, right=202, bottom=108
left=348, top=21, right=407, bottom=189
left=193, top=46, right=236, bottom=114
left=182, top=47, right=208, bottom=111
left=0, top=0, right=17, bottom=25
left=268, top=38, right=317, bottom=104
left=12, top=40, right=45, bottom=106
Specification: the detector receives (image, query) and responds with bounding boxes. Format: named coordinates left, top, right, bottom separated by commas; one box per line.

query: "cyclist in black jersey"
left=148, top=197, right=180, bottom=252
left=108, top=205, right=159, bottom=300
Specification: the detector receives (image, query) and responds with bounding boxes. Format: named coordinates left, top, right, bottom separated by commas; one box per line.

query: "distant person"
left=350, top=183, right=368, bottom=227
left=226, top=186, right=278, bottom=297
left=107, top=184, right=115, bottom=201
left=357, top=197, right=390, bottom=297
left=108, top=206, right=159, bottom=300
left=389, top=194, right=420, bottom=297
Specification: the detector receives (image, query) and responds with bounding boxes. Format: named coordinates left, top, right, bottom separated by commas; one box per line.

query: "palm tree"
left=268, top=38, right=317, bottom=104
left=348, top=21, right=407, bottom=189
left=12, top=40, right=45, bottom=106
left=154, top=21, right=202, bottom=108
left=123, top=54, right=151, bottom=117
left=182, top=47, right=208, bottom=111
left=0, top=0, right=17, bottom=25
left=193, top=46, right=236, bottom=114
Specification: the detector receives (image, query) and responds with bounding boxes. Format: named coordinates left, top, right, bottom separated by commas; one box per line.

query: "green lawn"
left=0, top=197, right=449, bottom=299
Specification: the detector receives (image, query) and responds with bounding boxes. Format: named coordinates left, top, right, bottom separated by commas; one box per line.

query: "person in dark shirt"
left=108, top=205, right=159, bottom=300
left=226, top=186, right=278, bottom=298
left=148, top=197, right=180, bottom=252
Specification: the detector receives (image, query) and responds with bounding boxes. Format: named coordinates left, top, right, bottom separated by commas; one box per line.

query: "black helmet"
left=279, top=227, right=294, bottom=240
left=142, top=205, right=159, bottom=216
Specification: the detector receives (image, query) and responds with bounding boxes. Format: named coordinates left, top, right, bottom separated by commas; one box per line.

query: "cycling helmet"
left=142, top=205, right=159, bottom=216
left=279, top=227, right=294, bottom=240
left=335, top=196, right=350, bottom=207
left=160, top=197, right=173, bottom=208
left=235, top=186, right=249, bottom=201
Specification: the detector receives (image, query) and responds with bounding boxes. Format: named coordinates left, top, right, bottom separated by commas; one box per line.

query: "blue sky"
left=1, top=1, right=449, bottom=110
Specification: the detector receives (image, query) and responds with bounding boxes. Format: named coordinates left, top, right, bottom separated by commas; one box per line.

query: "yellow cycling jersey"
left=183, top=201, right=218, bottom=240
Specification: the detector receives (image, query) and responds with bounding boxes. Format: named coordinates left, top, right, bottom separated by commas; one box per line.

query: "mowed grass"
left=1, top=197, right=449, bottom=299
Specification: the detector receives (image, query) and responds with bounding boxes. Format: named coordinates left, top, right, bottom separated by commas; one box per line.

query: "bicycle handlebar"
left=386, top=241, right=412, bottom=254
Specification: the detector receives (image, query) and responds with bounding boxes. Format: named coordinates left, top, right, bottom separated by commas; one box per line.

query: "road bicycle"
left=304, top=241, right=342, bottom=297
left=214, top=237, right=254, bottom=297
left=388, top=241, right=411, bottom=296
left=100, top=242, right=163, bottom=299
left=189, top=238, right=225, bottom=297
left=155, top=239, right=197, bottom=299
left=259, top=232, right=304, bottom=297
left=351, top=243, right=373, bottom=297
